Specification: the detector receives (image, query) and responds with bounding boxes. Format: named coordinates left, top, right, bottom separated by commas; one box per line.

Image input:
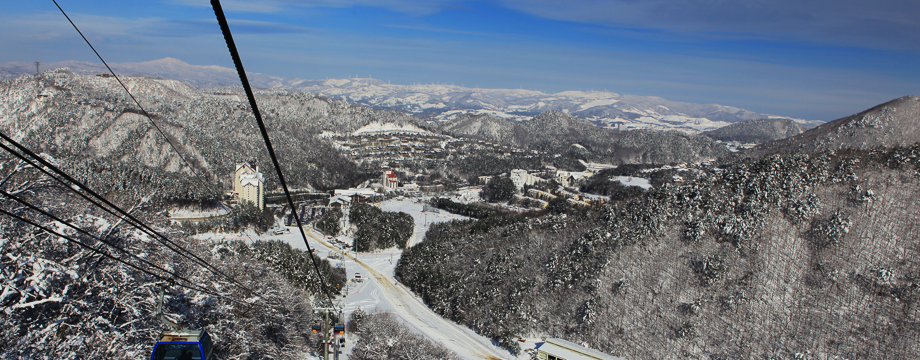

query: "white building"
left=509, top=169, right=545, bottom=190
left=536, top=338, right=623, bottom=360
left=233, top=163, right=264, bottom=210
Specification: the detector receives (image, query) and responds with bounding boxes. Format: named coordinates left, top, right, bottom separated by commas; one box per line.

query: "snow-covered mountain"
left=239, top=76, right=822, bottom=132
left=745, top=95, right=920, bottom=157
left=0, top=68, right=418, bottom=196
left=1, top=58, right=820, bottom=132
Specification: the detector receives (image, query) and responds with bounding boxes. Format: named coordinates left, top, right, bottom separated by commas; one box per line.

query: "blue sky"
left=1, top=0, right=918, bottom=120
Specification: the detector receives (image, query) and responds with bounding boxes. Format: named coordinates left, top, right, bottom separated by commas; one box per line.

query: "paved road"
left=304, top=229, right=509, bottom=360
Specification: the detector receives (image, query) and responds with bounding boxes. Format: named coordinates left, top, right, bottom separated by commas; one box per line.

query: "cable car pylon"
left=313, top=305, right=345, bottom=360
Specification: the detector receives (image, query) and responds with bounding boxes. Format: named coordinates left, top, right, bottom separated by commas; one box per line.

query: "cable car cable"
left=210, top=0, right=336, bottom=307
left=0, top=189, right=227, bottom=298
left=52, top=0, right=210, bottom=183
left=0, top=206, right=243, bottom=305
left=0, top=139, right=195, bottom=274
left=78, top=193, right=150, bottom=279
left=0, top=137, right=255, bottom=296
left=0, top=136, right=231, bottom=287
left=0, top=133, right=255, bottom=295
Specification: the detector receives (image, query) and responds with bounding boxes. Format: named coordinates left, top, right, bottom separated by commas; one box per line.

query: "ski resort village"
left=162, top=118, right=653, bottom=360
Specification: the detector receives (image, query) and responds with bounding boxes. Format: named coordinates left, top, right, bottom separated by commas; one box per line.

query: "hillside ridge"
left=745, top=95, right=920, bottom=157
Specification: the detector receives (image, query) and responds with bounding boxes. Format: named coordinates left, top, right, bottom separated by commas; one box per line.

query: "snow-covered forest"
left=0, top=157, right=331, bottom=359
left=397, top=145, right=920, bottom=359
left=348, top=309, right=461, bottom=360
left=440, top=111, right=730, bottom=165
left=349, top=203, right=414, bottom=252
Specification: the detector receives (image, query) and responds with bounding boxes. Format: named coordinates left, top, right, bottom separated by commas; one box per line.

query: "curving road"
left=303, top=229, right=509, bottom=360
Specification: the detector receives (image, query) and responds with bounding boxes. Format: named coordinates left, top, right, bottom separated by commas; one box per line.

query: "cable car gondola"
left=151, top=289, right=214, bottom=360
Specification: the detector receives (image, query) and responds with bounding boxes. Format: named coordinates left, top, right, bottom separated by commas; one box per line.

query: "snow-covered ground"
left=201, top=198, right=520, bottom=359
left=377, top=197, right=468, bottom=246
left=168, top=203, right=231, bottom=220
left=611, top=176, right=652, bottom=189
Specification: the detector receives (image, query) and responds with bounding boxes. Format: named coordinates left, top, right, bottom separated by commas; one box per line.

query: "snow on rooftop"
left=537, top=338, right=624, bottom=360
left=333, top=188, right=377, bottom=196
left=239, top=174, right=262, bottom=187
left=611, top=176, right=652, bottom=189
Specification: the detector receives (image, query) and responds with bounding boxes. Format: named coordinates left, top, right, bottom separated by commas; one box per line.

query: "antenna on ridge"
left=34, top=61, right=41, bottom=97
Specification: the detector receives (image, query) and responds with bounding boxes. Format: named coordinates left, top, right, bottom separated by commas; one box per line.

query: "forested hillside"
left=397, top=145, right=920, bottom=359
left=0, top=70, right=423, bottom=203
left=703, top=118, right=804, bottom=144
left=745, top=95, right=920, bottom=157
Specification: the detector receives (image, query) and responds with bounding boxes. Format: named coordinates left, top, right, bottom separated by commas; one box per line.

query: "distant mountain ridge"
left=441, top=111, right=730, bottom=165
left=0, top=58, right=820, bottom=132
left=703, top=118, right=804, bottom=144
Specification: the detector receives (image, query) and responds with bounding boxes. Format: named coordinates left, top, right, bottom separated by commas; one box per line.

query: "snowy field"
left=200, top=198, right=529, bottom=359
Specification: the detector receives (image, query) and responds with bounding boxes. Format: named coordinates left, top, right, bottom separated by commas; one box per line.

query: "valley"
left=1, top=65, right=918, bottom=360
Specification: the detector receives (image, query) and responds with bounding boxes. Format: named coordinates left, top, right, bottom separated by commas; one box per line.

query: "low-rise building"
left=333, top=188, right=377, bottom=202
left=536, top=338, right=624, bottom=360
left=556, top=171, right=592, bottom=188
left=527, top=188, right=557, bottom=200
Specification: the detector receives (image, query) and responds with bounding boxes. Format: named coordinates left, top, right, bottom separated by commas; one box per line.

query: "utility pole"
left=35, top=61, right=40, bottom=75
left=325, top=309, right=331, bottom=360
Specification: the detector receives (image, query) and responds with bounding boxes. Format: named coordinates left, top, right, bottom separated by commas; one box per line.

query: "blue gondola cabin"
left=150, top=329, right=214, bottom=360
